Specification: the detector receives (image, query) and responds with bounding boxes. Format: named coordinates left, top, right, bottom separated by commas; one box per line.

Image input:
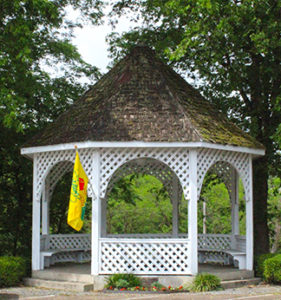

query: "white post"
left=188, top=150, right=198, bottom=275
left=32, top=154, right=41, bottom=271
left=172, top=174, right=179, bottom=237
left=42, top=181, right=50, bottom=235
left=91, top=150, right=101, bottom=275
left=203, top=199, right=207, bottom=235
left=231, top=169, right=239, bottom=248
left=246, top=155, right=254, bottom=270
left=101, top=197, right=107, bottom=237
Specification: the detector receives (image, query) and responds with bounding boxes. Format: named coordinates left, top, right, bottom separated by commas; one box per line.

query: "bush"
left=150, top=281, right=164, bottom=289
left=190, top=273, right=221, bottom=292
left=255, top=253, right=276, bottom=278
left=0, top=256, right=27, bottom=287
left=264, top=254, right=281, bottom=284
left=105, top=273, right=141, bottom=289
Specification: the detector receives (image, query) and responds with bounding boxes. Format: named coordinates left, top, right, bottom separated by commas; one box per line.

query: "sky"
left=69, top=9, right=135, bottom=74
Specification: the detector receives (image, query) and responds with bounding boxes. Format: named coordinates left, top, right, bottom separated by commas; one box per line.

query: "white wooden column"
left=246, top=155, right=254, bottom=270
left=231, top=169, right=239, bottom=248
left=101, top=197, right=107, bottom=237
left=32, top=154, right=41, bottom=271
left=42, top=180, right=50, bottom=235
left=91, top=150, right=101, bottom=275
left=188, top=150, right=198, bottom=275
left=172, top=174, right=179, bottom=237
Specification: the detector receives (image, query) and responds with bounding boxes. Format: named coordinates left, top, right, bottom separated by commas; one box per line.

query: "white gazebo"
left=21, top=46, right=264, bottom=278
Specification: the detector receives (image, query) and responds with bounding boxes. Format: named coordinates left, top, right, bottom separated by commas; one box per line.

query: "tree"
left=0, top=0, right=103, bottom=256
left=107, top=0, right=281, bottom=256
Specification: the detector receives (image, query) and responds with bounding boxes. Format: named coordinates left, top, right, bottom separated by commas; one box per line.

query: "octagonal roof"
left=25, top=46, right=263, bottom=149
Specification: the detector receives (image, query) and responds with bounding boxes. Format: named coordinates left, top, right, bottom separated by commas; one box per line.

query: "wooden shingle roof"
left=26, top=46, right=263, bottom=149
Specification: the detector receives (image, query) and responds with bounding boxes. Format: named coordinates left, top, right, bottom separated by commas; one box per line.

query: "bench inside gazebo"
left=21, top=46, right=264, bottom=283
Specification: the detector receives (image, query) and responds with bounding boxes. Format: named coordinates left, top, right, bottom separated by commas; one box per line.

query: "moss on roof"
left=26, top=46, right=264, bottom=149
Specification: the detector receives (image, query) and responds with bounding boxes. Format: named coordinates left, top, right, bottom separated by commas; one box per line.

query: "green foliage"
left=267, top=177, right=281, bottom=252
left=0, top=256, right=27, bottom=287
left=190, top=273, right=221, bottom=292
left=255, top=253, right=276, bottom=278
left=0, top=0, right=102, bottom=258
left=106, top=273, right=141, bottom=288
left=151, top=281, right=164, bottom=289
left=108, top=0, right=281, bottom=254
left=198, top=172, right=246, bottom=235
left=264, top=254, right=281, bottom=283
left=107, top=174, right=173, bottom=234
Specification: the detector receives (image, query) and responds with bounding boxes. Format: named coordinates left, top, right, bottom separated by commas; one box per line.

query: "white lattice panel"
left=198, top=234, right=231, bottom=250
left=197, top=149, right=250, bottom=201
left=35, top=148, right=94, bottom=202
left=47, top=234, right=91, bottom=250
left=100, top=238, right=190, bottom=274
left=209, top=161, right=234, bottom=195
left=105, top=158, right=181, bottom=200
left=100, top=148, right=189, bottom=199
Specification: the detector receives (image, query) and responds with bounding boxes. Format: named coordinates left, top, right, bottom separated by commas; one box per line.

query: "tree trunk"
left=253, top=156, right=270, bottom=257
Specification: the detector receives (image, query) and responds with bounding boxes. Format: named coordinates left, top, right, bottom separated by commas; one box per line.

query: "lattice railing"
left=99, top=238, right=190, bottom=274
left=41, top=234, right=91, bottom=250
left=198, top=234, right=231, bottom=250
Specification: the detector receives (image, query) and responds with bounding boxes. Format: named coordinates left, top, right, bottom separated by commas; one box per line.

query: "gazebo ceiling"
left=26, top=46, right=263, bottom=149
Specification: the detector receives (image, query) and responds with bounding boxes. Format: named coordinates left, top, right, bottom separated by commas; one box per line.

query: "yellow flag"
left=67, top=151, right=89, bottom=231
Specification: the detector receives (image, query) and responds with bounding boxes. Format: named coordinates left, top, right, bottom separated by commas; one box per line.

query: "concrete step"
left=221, top=278, right=261, bottom=289
left=213, top=270, right=254, bottom=281
left=24, top=278, right=94, bottom=292
left=32, top=270, right=94, bottom=283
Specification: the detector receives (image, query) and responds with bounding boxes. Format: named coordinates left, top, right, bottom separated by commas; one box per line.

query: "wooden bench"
left=40, top=234, right=91, bottom=269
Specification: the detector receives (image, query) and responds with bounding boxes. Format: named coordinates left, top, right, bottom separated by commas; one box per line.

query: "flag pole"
left=74, top=145, right=96, bottom=200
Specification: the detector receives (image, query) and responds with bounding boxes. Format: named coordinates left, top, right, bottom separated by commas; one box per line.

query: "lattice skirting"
left=99, top=239, right=190, bottom=274
left=50, top=251, right=91, bottom=266
left=198, top=251, right=228, bottom=265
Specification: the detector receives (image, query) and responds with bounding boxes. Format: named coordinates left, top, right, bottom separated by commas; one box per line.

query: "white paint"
left=32, top=154, right=41, bottom=271
left=42, top=183, right=50, bottom=235
left=188, top=150, right=198, bottom=275
left=91, top=150, right=101, bottom=275
left=172, top=174, right=179, bottom=237
left=21, top=141, right=265, bottom=158
left=231, top=169, right=240, bottom=248
left=246, top=155, right=254, bottom=270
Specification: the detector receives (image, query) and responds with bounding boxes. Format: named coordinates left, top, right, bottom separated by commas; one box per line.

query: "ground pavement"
left=0, top=284, right=281, bottom=300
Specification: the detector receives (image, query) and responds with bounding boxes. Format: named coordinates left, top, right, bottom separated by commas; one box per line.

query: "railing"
left=40, top=233, right=91, bottom=251
left=99, top=237, right=190, bottom=274
left=235, top=235, right=246, bottom=252
left=198, top=234, right=232, bottom=250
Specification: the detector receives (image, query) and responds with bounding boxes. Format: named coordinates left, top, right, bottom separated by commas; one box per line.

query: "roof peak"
left=25, top=45, right=263, bottom=149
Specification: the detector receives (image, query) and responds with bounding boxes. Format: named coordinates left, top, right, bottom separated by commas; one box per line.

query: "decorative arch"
left=99, top=147, right=189, bottom=199
left=197, top=148, right=250, bottom=202
left=34, top=148, right=94, bottom=202
left=104, top=157, right=182, bottom=201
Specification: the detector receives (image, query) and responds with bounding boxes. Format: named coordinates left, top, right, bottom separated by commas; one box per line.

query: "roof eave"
left=21, top=141, right=265, bottom=159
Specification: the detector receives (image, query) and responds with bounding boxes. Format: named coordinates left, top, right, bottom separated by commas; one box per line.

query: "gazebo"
left=21, top=46, right=264, bottom=278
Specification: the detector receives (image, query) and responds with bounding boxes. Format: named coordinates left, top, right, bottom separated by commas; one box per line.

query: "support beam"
left=231, top=169, right=240, bottom=248
left=32, top=154, right=41, bottom=271
left=101, top=197, right=107, bottom=237
left=42, top=180, right=50, bottom=235
left=91, top=150, right=101, bottom=275
left=172, top=174, right=179, bottom=237
left=246, top=155, right=254, bottom=270
left=188, top=150, right=198, bottom=275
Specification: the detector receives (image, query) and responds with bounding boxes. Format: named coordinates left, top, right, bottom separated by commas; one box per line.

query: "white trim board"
left=21, top=141, right=265, bottom=158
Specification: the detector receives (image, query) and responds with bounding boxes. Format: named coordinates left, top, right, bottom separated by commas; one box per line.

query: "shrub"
left=264, top=254, right=281, bottom=284
left=150, top=281, right=165, bottom=289
left=255, top=253, right=276, bottom=278
left=115, top=279, right=130, bottom=289
left=0, top=256, right=27, bottom=287
left=105, top=273, right=141, bottom=288
left=190, top=273, right=221, bottom=292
